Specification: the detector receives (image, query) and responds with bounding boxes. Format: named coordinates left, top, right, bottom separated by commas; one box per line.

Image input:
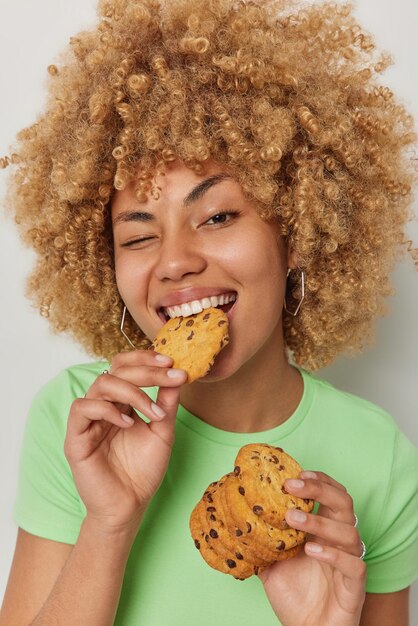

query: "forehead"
left=111, top=158, right=239, bottom=216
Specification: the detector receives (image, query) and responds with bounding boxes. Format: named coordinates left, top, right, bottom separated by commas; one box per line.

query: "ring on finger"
left=83, top=368, right=109, bottom=398
left=353, top=513, right=359, bottom=528
left=359, top=539, right=366, bottom=560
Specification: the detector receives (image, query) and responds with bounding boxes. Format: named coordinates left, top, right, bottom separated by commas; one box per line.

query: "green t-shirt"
left=13, top=362, right=418, bottom=625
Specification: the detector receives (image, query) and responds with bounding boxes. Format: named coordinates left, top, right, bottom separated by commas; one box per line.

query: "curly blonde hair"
left=2, top=0, right=417, bottom=370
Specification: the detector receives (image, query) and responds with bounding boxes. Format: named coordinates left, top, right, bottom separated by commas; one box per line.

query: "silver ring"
left=102, top=369, right=109, bottom=375
left=353, top=513, right=358, bottom=528
left=359, top=540, right=366, bottom=560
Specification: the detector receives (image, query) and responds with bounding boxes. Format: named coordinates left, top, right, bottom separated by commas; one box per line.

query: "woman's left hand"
left=258, top=471, right=366, bottom=626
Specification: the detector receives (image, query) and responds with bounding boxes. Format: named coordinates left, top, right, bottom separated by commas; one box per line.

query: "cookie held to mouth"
left=152, top=307, right=229, bottom=383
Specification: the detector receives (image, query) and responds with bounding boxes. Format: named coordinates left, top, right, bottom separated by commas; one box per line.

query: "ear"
left=286, top=246, right=299, bottom=270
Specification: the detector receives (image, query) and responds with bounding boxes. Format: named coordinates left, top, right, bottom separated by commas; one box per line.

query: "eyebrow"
left=112, top=173, right=231, bottom=226
left=183, top=173, right=231, bottom=207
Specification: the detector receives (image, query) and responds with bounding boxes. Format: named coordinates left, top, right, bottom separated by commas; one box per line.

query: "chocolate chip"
left=206, top=494, right=213, bottom=503
left=254, top=566, right=259, bottom=574
left=304, top=499, right=311, bottom=504
left=238, top=486, right=245, bottom=495
left=278, top=464, right=285, bottom=471
left=253, top=505, right=263, bottom=515
left=186, top=319, right=194, bottom=326
left=235, top=552, right=244, bottom=560
left=206, top=506, right=216, bottom=512
left=187, top=331, right=195, bottom=341
left=251, top=455, right=260, bottom=460
left=194, top=539, right=200, bottom=549
left=276, top=540, right=285, bottom=551
left=234, top=465, right=241, bottom=476
left=281, top=486, right=288, bottom=494
left=161, top=338, right=167, bottom=345
left=209, top=529, right=218, bottom=539
left=218, top=320, right=227, bottom=326
left=252, top=450, right=260, bottom=454
left=203, top=313, right=210, bottom=320
left=246, top=522, right=252, bottom=533
left=275, top=447, right=283, bottom=452
left=260, top=475, right=264, bottom=481
left=209, top=514, right=216, bottom=521
left=226, top=559, right=237, bottom=569
left=267, top=476, right=272, bottom=484
left=271, top=455, right=279, bottom=463
left=205, top=534, right=209, bottom=542
left=235, top=528, right=243, bottom=536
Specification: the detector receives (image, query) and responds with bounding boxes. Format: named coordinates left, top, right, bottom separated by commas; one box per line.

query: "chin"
left=195, top=351, right=242, bottom=384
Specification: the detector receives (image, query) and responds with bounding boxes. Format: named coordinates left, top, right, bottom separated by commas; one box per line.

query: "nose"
left=154, top=232, right=207, bottom=282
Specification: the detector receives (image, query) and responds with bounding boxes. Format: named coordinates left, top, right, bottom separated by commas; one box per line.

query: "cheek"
left=114, top=255, right=148, bottom=309
left=228, top=229, right=286, bottom=293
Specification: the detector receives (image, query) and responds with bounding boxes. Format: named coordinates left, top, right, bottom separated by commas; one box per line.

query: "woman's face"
left=112, top=159, right=294, bottom=381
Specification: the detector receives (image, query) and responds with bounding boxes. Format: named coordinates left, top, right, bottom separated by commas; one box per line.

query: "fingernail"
left=166, top=368, right=186, bottom=379
left=151, top=402, right=167, bottom=419
left=287, top=509, right=307, bottom=523
left=306, top=542, right=323, bottom=553
left=300, top=471, right=317, bottom=479
left=155, top=353, right=172, bottom=364
left=286, top=479, right=304, bottom=489
left=121, top=414, right=135, bottom=425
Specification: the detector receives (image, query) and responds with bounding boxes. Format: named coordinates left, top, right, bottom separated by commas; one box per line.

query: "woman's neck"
left=179, top=330, right=304, bottom=434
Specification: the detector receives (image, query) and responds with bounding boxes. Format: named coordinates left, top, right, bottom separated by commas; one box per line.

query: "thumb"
left=149, top=385, right=182, bottom=444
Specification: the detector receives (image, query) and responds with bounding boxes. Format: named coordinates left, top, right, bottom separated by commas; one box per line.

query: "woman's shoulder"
left=40, top=361, right=109, bottom=395
left=27, top=361, right=109, bottom=424
left=301, top=368, right=414, bottom=450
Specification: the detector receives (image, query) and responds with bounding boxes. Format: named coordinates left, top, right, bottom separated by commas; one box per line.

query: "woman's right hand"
left=64, top=349, right=187, bottom=534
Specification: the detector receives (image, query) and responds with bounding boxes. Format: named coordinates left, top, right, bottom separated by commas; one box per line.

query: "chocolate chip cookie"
left=152, top=307, right=229, bottom=383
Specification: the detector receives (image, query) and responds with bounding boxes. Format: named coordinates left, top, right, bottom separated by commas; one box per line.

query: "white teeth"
left=191, top=300, right=203, bottom=314
left=163, top=292, right=236, bottom=319
left=181, top=303, right=193, bottom=317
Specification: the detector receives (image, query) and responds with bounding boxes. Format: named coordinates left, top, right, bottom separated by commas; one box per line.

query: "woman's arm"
left=360, top=588, right=409, bottom=626
left=1, top=517, right=140, bottom=626
left=2, top=351, right=184, bottom=625
left=30, top=516, right=139, bottom=626
left=0, top=529, right=73, bottom=625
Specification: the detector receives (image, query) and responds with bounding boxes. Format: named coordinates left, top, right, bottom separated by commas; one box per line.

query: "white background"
left=0, top=0, right=417, bottom=620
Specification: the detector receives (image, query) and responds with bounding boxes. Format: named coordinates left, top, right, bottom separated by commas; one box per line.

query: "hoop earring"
left=120, top=306, right=138, bottom=349
left=284, top=268, right=305, bottom=316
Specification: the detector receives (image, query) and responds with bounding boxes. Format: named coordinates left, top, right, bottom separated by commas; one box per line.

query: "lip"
left=157, top=287, right=237, bottom=309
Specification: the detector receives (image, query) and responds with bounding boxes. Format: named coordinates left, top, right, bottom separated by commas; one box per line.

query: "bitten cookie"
left=189, top=444, right=314, bottom=579
left=152, top=307, right=229, bottom=383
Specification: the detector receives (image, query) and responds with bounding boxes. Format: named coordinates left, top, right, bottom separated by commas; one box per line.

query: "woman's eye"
left=205, top=211, right=239, bottom=225
left=121, top=236, right=155, bottom=248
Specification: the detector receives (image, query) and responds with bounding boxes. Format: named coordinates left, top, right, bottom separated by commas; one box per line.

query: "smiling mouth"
left=159, top=292, right=237, bottom=322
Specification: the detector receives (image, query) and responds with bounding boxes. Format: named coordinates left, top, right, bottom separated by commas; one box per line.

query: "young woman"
left=1, top=0, right=417, bottom=624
